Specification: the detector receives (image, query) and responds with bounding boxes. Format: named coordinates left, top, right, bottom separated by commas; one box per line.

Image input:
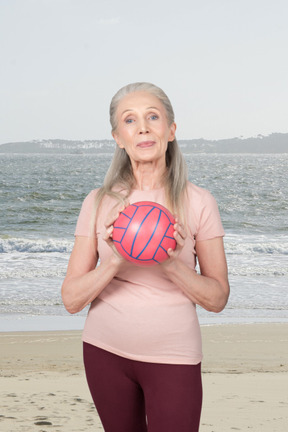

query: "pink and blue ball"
left=112, top=201, right=176, bottom=266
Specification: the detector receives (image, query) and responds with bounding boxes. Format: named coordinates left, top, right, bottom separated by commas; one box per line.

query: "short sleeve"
left=74, top=189, right=98, bottom=237
left=195, top=190, right=225, bottom=241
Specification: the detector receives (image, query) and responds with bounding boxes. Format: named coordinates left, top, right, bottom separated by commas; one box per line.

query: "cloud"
left=98, top=17, right=120, bottom=25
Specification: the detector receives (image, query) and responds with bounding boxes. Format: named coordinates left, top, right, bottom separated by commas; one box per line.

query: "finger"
left=105, top=203, right=127, bottom=229
left=174, top=222, right=187, bottom=241
left=105, top=213, right=118, bottom=229
left=173, top=232, right=185, bottom=248
left=105, top=224, right=114, bottom=238
left=167, top=247, right=176, bottom=258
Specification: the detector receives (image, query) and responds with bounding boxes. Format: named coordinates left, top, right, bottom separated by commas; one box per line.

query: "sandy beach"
left=1, top=323, right=287, bottom=431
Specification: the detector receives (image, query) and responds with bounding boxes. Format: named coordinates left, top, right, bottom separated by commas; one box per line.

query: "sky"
left=0, top=0, right=287, bottom=144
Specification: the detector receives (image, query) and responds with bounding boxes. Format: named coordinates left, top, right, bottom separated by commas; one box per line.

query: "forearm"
left=61, top=256, right=122, bottom=314
left=162, top=258, right=229, bottom=313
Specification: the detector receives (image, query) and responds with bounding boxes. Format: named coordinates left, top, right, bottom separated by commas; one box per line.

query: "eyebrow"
left=121, top=106, right=161, bottom=116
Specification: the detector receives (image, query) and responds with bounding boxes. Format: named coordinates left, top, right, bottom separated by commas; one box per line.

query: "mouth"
left=136, top=140, right=156, bottom=148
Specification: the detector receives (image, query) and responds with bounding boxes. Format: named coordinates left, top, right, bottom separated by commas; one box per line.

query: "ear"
left=112, top=131, right=124, bottom=149
left=168, top=122, right=177, bottom=141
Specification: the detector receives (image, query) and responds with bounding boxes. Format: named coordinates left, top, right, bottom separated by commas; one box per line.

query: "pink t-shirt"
left=75, top=182, right=225, bottom=364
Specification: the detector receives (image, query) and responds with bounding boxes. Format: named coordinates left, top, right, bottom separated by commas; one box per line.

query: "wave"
left=2, top=263, right=286, bottom=279
left=0, top=299, right=62, bottom=307
left=228, top=266, right=287, bottom=277
left=0, top=267, right=66, bottom=279
left=224, top=235, right=288, bottom=255
left=0, top=237, right=73, bottom=254
left=1, top=234, right=287, bottom=255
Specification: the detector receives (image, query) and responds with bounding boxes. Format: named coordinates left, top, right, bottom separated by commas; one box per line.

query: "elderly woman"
left=62, top=82, right=229, bottom=432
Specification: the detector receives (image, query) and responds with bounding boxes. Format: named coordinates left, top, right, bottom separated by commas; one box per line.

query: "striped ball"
left=112, top=201, right=176, bottom=266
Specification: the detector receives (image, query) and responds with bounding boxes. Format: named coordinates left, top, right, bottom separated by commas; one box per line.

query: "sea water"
left=0, top=152, right=287, bottom=331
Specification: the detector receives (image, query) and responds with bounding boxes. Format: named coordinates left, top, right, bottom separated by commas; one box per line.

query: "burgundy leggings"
left=83, top=343, right=202, bottom=432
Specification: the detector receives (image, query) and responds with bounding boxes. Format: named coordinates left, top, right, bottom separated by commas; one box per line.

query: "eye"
left=125, top=118, right=134, bottom=124
left=149, top=114, right=159, bottom=120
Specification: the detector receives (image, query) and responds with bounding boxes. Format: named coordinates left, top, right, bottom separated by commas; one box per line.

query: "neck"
left=131, top=160, right=166, bottom=190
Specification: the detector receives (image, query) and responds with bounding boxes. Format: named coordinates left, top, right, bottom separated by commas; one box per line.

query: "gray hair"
left=110, top=82, right=175, bottom=131
left=95, top=82, right=188, bottom=218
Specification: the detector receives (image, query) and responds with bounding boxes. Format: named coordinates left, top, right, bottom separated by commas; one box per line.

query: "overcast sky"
left=1, top=0, right=287, bottom=144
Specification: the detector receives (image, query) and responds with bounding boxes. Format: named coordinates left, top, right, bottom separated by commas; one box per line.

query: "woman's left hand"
left=165, top=217, right=187, bottom=261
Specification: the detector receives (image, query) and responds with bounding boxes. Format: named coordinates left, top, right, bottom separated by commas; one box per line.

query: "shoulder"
left=185, top=182, right=224, bottom=240
left=80, top=188, right=103, bottom=208
left=185, top=181, right=215, bottom=204
left=83, top=188, right=99, bottom=202
left=80, top=188, right=124, bottom=218
left=75, top=189, right=99, bottom=237
left=77, top=189, right=99, bottom=214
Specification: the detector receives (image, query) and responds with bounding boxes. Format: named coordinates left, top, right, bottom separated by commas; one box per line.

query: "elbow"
left=209, top=301, right=227, bottom=313
left=62, top=295, right=80, bottom=315
left=205, top=300, right=227, bottom=314
left=61, top=283, right=83, bottom=315
left=63, top=303, right=80, bottom=315
left=62, top=297, right=86, bottom=315
left=62, top=293, right=84, bottom=315
left=213, top=280, right=230, bottom=313
left=204, top=303, right=226, bottom=313
left=205, top=285, right=230, bottom=313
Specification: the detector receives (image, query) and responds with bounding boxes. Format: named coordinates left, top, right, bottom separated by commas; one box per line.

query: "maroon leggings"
left=83, top=343, right=202, bottom=432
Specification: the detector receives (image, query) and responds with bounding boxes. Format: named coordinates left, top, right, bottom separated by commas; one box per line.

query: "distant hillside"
left=0, top=133, right=287, bottom=154
left=180, top=133, right=288, bottom=153
left=0, top=139, right=116, bottom=154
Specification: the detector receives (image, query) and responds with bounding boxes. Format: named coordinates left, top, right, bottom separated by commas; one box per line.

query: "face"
left=112, top=91, right=176, bottom=166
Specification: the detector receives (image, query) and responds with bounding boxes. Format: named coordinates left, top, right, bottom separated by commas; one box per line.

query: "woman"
left=62, top=82, right=230, bottom=432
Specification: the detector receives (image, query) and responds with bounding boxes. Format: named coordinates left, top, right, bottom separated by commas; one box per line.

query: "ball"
left=112, top=201, right=176, bottom=266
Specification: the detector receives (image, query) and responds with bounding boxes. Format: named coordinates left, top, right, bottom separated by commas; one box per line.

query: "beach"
left=1, top=323, right=287, bottom=431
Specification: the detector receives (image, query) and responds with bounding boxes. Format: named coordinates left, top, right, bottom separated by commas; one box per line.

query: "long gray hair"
left=95, top=82, right=188, bottom=216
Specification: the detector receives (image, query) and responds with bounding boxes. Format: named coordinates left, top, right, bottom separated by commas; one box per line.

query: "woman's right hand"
left=102, top=201, right=130, bottom=265
left=61, top=201, right=131, bottom=314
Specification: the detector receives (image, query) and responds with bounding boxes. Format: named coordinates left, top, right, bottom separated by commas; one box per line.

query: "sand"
left=1, top=323, right=287, bottom=431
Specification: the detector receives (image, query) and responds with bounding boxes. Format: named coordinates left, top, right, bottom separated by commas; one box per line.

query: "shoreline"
left=1, top=312, right=288, bottom=333
left=1, top=322, right=287, bottom=373
left=1, top=323, right=288, bottom=431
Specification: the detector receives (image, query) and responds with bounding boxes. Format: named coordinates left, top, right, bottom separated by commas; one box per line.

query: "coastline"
left=1, top=323, right=287, bottom=431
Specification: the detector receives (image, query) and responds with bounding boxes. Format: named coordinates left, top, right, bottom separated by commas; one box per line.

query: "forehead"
left=117, top=91, right=164, bottom=114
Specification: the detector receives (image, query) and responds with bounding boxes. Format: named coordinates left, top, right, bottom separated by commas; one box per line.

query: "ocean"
left=0, top=152, right=287, bottom=331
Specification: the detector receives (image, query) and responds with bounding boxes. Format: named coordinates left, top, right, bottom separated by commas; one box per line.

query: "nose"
left=138, top=119, right=149, bottom=134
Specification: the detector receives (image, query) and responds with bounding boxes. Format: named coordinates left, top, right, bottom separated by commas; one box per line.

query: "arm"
left=61, top=203, right=129, bottom=315
left=161, top=223, right=229, bottom=312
